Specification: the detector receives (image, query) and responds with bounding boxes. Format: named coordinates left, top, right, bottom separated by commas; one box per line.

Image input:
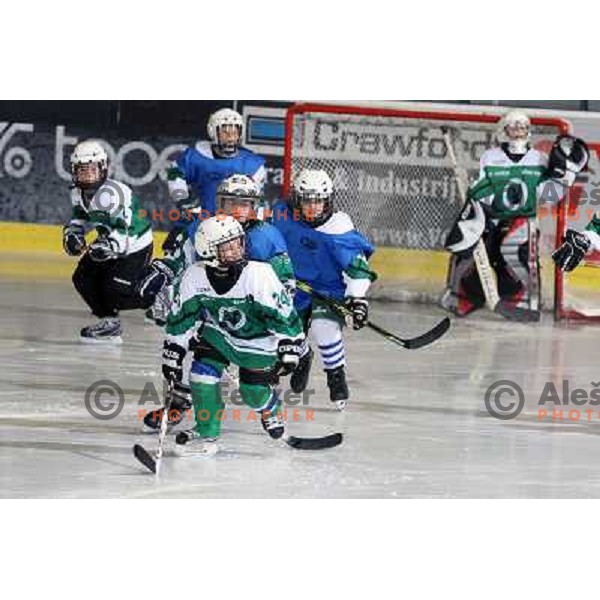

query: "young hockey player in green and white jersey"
left=161, top=215, right=304, bottom=456
left=443, top=111, right=589, bottom=318
left=63, top=140, right=154, bottom=343
left=141, top=175, right=295, bottom=432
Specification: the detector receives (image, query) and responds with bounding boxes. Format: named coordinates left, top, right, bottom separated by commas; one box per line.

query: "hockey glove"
left=162, top=228, right=186, bottom=255
left=63, top=225, right=86, bottom=256
left=547, top=135, right=590, bottom=187
left=552, top=229, right=591, bottom=272
left=137, top=259, right=176, bottom=307
left=162, top=340, right=186, bottom=383
left=345, top=297, right=369, bottom=330
left=277, top=338, right=302, bottom=376
left=88, top=237, right=120, bottom=262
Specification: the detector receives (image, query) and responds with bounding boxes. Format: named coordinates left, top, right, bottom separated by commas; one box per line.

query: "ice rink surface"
left=3, top=276, right=600, bottom=498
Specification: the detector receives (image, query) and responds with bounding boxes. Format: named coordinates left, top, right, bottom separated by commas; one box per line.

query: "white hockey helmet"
left=498, top=110, right=531, bottom=154
left=70, top=140, right=109, bottom=189
left=292, top=169, right=334, bottom=226
left=207, top=108, right=244, bottom=156
left=194, top=215, right=246, bottom=268
left=216, top=174, right=261, bottom=223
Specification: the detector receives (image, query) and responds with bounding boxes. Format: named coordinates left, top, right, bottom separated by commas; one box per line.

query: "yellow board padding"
left=1, top=221, right=600, bottom=295
left=0, top=221, right=168, bottom=255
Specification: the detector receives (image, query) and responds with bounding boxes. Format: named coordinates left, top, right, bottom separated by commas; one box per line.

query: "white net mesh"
left=285, top=105, right=566, bottom=309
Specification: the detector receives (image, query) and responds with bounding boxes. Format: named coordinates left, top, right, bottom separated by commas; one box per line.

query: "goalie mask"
left=216, top=174, right=260, bottom=225
left=71, top=140, right=108, bottom=191
left=444, top=199, right=486, bottom=255
left=194, top=215, right=246, bottom=269
left=207, top=108, right=243, bottom=157
left=292, top=169, right=334, bottom=227
left=499, top=110, right=531, bottom=155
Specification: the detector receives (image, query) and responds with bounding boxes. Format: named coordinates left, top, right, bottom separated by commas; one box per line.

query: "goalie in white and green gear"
left=442, top=111, right=589, bottom=317
left=161, top=216, right=304, bottom=455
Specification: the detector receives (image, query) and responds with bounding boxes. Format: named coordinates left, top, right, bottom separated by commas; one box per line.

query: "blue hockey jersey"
left=271, top=201, right=375, bottom=312
left=171, top=141, right=266, bottom=218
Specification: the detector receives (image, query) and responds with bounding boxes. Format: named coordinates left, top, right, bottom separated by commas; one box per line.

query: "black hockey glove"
left=162, top=228, right=186, bottom=255
left=63, top=225, right=86, bottom=256
left=277, top=338, right=302, bottom=376
left=88, top=237, right=120, bottom=262
left=137, top=259, right=176, bottom=307
left=162, top=340, right=186, bottom=383
left=345, top=297, right=369, bottom=330
left=552, top=229, right=591, bottom=272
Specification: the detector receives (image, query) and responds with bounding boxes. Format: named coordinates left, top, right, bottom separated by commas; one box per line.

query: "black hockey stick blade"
left=495, top=301, right=540, bottom=323
left=133, top=443, right=157, bottom=474
left=376, top=316, right=451, bottom=349
left=285, top=432, right=343, bottom=450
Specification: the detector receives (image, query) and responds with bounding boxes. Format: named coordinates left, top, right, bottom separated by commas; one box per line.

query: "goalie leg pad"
left=497, top=217, right=539, bottom=311
left=441, top=253, right=485, bottom=317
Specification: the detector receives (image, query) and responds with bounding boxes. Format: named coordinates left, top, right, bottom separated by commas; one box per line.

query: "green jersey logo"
left=218, top=306, right=247, bottom=331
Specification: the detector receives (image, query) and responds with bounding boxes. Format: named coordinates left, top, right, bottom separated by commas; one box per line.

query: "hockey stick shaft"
left=296, top=281, right=450, bottom=349
left=133, top=379, right=175, bottom=475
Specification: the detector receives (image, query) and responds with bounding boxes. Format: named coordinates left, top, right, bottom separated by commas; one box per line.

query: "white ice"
left=2, top=277, right=600, bottom=498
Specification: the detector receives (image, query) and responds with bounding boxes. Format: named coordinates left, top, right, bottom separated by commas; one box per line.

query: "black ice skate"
left=326, top=366, right=349, bottom=411
left=143, top=383, right=192, bottom=432
left=260, top=409, right=285, bottom=439
left=175, top=429, right=219, bottom=456
left=290, top=346, right=314, bottom=393
left=80, top=317, right=122, bottom=344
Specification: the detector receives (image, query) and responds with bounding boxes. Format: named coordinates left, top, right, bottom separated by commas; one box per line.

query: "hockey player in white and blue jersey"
left=162, top=108, right=267, bottom=253
left=271, top=169, right=377, bottom=410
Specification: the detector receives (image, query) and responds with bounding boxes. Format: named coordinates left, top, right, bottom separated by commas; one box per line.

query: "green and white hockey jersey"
left=67, top=179, right=153, bottom=255
left=468, top=146, right=566, bottom=219
left=166, top=261, right=304, bottom=370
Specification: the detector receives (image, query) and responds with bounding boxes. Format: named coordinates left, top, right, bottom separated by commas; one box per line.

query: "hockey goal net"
left=282, top=102, right=586, bottom=321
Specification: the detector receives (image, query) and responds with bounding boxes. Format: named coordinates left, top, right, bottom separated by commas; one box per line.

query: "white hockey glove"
left=63, top=224, right=86, bottom=256
left=277, top=339, right=302, bottom=376
left=552, top=229, right=592, bottom=272
left=88, top=237, right=120, bottom=262
left=547, top=135, right=590, bottom=187
left=345, top=297, right=369, bottom=330
left=444, top=198, right=486, bottom=257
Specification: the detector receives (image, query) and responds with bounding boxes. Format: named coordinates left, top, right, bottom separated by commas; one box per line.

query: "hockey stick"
left=223, top=368, right=343, bottom=451
left=296, top=281, right=450, bottom=349
left=441, top=126, right=540, bottom=323
left=133, top=378, right=175, bottom=475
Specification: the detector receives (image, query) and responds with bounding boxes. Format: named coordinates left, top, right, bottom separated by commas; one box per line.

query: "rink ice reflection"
left=2, top=278, right=600, bottom=498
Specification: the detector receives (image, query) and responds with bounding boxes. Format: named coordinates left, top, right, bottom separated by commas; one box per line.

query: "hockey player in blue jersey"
left=162, top=107, right=267, bottom=253
left=271, top=169, right=377, bottom=410
left=142, top=174, right=294, bottom=431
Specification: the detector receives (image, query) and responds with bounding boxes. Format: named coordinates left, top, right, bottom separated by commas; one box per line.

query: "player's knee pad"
left=190, top=360, right=223, bottom=385
left=311, top=318, right=346, bottom=370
